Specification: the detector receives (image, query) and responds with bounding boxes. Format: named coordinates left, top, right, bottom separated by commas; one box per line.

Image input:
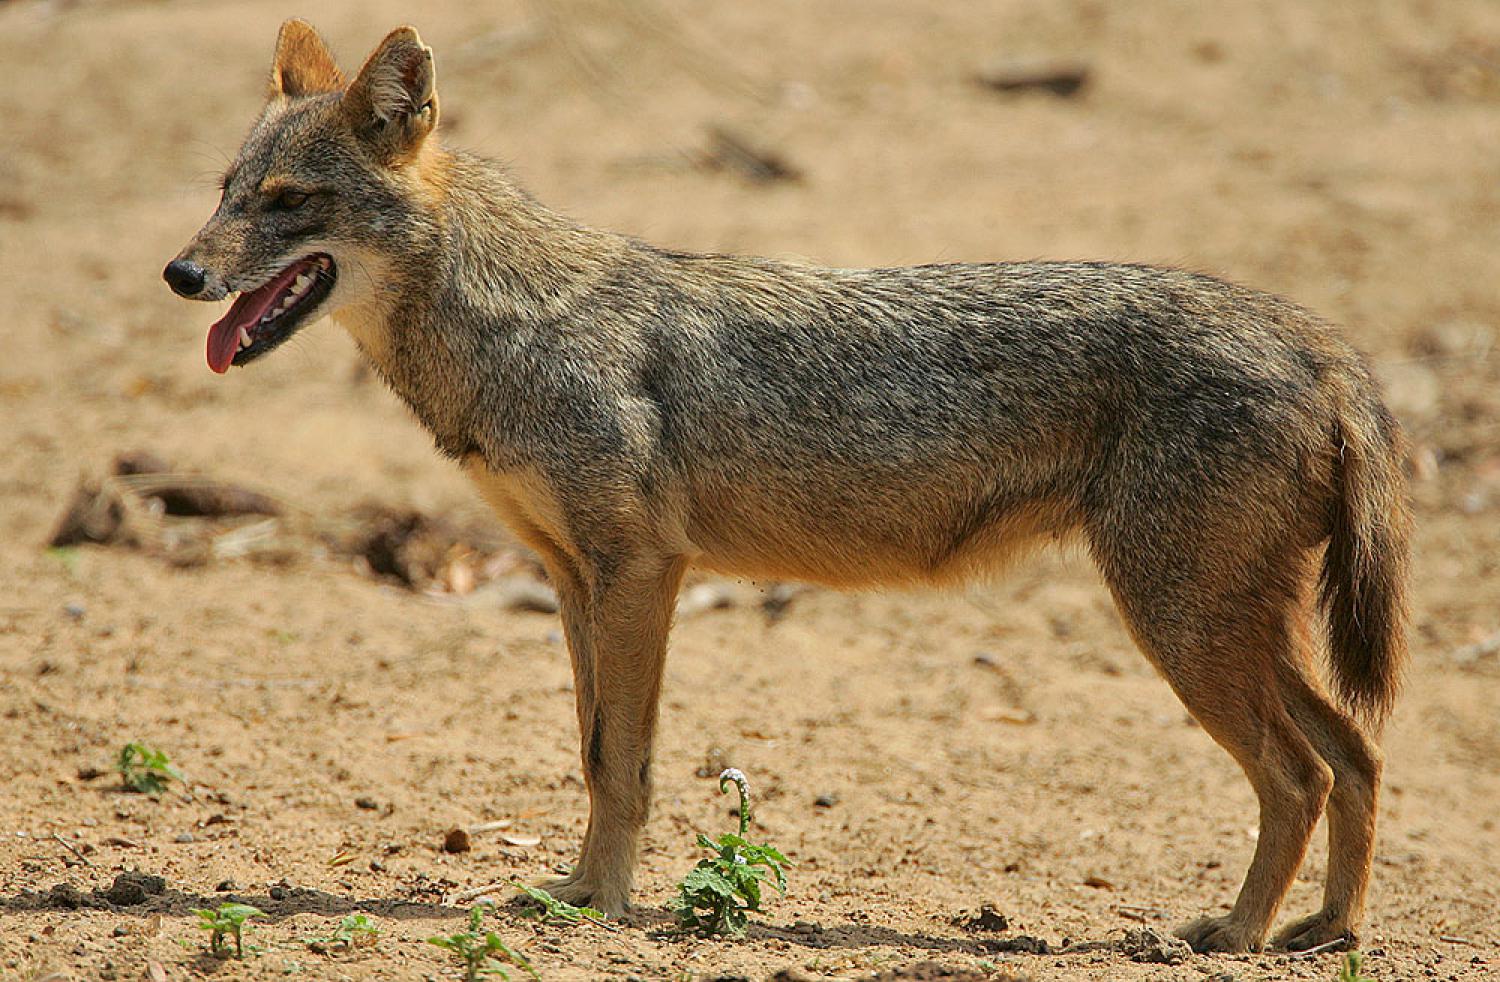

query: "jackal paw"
left=536, top=871, right=630, bottom=918
left=1174, top=914, right=1264, bottom=954
left=1271, top=910, right=1355, bottom=952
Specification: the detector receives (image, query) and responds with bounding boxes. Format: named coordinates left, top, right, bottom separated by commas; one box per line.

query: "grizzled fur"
left=168, top=21, right=1412, bottom=956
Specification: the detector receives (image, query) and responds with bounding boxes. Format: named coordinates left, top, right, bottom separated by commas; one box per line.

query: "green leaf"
left=510, top=880, right=606, bottom=926
left=681, top=866, right=737, bottom=899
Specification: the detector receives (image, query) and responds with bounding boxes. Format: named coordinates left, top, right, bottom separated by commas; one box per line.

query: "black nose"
left=163, top=259, right=206, bottom=297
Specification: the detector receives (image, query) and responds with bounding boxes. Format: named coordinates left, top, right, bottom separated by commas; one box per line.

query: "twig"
left=1439, top=935, right=1474, bottom=945
left=51, top=833, right=92, bottom=867
left=1116, top=904, right=1164, bottom=922
left=466, top=819, right=515, bottom=834
left=448, top=880, right=513, bottom=904
left=1288, top=935, right=1353, bottom=959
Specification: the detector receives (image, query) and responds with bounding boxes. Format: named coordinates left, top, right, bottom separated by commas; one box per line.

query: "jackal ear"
left=269, top=19, right=346, bottom=99
left=343, top=26, right=439, bottom=161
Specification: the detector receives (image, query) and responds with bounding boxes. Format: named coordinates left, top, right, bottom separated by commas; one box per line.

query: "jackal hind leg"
left=1096, top=531, right=1332, bottom=953
left=1270, top=656, right=1383, bottom=951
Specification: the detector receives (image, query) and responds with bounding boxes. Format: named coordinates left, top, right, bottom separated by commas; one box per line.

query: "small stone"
left=443, top=828, right=472, bottom=853
left=813, top=794, right=839, bottom=808
left=173, top=832, right=194, bottom=843
left=368, top=859, right=385, bottom=872
left=355, top=796, right=379, bottom=810
left=215, top=879, right=237, bottom=892
left=63, top=603, right=86, bottom=621
left=269, top=885, right=287, bottom=900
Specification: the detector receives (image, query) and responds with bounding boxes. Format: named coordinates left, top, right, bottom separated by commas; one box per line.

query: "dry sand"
left=1, top=1, right=1497, bottom=979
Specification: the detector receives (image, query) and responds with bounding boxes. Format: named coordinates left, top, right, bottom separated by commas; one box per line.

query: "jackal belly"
left=676, top=464, right=1081, bottom=588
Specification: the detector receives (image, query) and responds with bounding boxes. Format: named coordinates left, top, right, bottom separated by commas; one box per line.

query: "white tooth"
left=294, top=273, right=312, bottom=293
left=238, top=327, right=252, bottom=349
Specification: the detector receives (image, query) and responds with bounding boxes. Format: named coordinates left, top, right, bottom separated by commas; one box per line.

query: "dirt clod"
left=865, top=962, right=1017, bottom=981
left=100, top=872, right=165, bottom=906
left=953, top=904, right=1009, bottom=932
left=443, top=827, right=472, bottom=853
left=982, top=935, right=1052, bottom=955
left=44, top=883, right=89, bottom=910
left=1117, top=927, right=1192, bottom=965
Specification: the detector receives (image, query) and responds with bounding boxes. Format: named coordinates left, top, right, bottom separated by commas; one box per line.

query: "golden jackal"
left=165, top=21, right=1411, bottom=954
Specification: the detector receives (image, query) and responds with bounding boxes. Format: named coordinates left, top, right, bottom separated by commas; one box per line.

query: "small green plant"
left=669, top=768, right=790, bottom=937
left=46, top=546, right=81, bottom=576
left=305, top=913, right=380, bottom=952
left=1336, top=951, right=1373, bottom=982
left=192, top=902, right=263, bottom=959
left=116, top=740, right=183, bottom=796
left=511, top=880, right=611, bottom=929
left=427, top=905, right=537, bottom=981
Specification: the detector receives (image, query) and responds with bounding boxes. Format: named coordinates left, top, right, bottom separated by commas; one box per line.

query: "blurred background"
left=1, top=2, right=1497, bottom=979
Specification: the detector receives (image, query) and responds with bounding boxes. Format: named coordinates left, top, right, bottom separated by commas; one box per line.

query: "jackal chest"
left=462, top=458, right=578, bottom=563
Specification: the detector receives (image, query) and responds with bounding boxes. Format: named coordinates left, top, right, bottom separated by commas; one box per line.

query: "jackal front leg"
left=542, top=553, right=687, bottom=915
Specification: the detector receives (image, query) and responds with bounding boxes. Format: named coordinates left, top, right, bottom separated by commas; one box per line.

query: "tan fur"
left=165, top=21, right=1414, bottom=953
left=269, top=20, right=345, bottom=99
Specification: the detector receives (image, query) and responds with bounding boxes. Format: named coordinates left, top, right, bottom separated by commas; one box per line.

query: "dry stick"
left=1438, top=935, right=1474, bottom=945
left=466, top=820, right=515, bottom=834
left=1116, top=904, right=1164, bottom=922
left=1289, top=936, right=1354, bottom=959
left=448, top=880, right=515, bottom=904
left=50, top=833, right=92, bottom=867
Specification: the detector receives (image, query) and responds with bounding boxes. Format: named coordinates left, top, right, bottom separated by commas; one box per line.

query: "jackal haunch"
left=165, top=21, right=1411, bottom=955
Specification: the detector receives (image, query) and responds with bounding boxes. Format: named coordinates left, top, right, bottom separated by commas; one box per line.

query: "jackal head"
left=164, top=21, right=440, bottom=373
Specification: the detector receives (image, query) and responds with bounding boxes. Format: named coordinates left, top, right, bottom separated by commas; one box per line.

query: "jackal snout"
left=163, top=258, right=206, bottom=298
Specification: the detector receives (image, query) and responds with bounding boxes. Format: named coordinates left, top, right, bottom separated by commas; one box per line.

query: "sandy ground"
left=2, top=0, right=1499, bottom=979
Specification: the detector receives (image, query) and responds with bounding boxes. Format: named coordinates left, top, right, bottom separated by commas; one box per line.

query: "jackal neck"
left=343, top=148, right=629, bottom=463
left=437, top=150, right=627, bottom=323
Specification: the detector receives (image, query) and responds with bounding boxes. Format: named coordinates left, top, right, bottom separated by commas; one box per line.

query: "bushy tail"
left=1319, top=388, right=1411, bottom=724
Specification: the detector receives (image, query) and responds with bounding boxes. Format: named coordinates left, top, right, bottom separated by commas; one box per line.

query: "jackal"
left=165, top=21, right=1411, bottom=954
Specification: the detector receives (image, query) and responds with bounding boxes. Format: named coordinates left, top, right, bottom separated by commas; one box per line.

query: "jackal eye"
left=271, top=189, right=310, bottom=211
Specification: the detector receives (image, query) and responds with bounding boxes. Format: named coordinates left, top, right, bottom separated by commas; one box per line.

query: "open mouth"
left=206, top=254, right=337, bottom=373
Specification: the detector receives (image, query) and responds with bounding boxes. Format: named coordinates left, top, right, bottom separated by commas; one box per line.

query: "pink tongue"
left=205, top=260, right=313, bottom=374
